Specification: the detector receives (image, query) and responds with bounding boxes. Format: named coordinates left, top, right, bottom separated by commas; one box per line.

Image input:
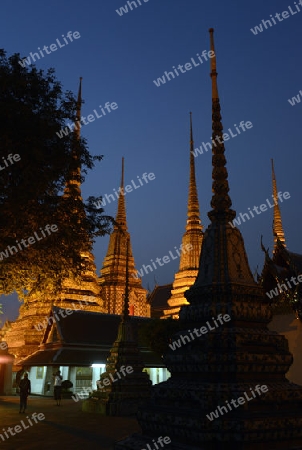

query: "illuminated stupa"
left=163, top=113, right=203, bottom=319
left=271, top=159, right=286, bottom=249
left=99, top=158, right=150, bottom=317
left=261, top=158, right=302, bottom=317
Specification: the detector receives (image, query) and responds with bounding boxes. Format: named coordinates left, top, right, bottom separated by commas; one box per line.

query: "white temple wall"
left=91, top=364, right=106, bottom=391
left=28, top=366, right=47, bottom=394
left=69, top=367, right=77, bottom=393
left=26, top=365, right=171, bottom=394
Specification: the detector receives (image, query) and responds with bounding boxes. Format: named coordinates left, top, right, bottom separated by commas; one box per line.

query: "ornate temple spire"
left=162, top=113, right=203, bottom=318
left=115, top=157, right=127, bottom=231
left=122, top=237, right=130, bottom=320
left=190, top=28, right=254, bottom=286
left=99, top=159, right=150, bottom=316
left=74, top=76, right=82, bottom=141
left=186, top=112, right=202, bottom=231
left=208, top=28, right=235, bottom=223
left=64, top=77, right=82, bottom=199
left=271, top=159, right=286, bottom=250
left=178, top=111, right=203, bottom=272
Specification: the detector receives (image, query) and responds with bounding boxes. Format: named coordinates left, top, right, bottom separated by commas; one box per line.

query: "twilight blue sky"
left=1, top=0, right=302, bottom=321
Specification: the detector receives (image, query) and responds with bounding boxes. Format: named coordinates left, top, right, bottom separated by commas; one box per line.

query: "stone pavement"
left=0, top=396, right=140, bottom=450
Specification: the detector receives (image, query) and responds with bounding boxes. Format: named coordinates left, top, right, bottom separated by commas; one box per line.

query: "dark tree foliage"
left=138, top=318, right=182, bottom=355
left=0, top=50, right=113, bottom=300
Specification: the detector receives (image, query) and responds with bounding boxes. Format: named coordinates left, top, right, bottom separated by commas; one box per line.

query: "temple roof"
left=278, top=245, right=302, bottom=273
left=19, top=307, right=163, bottom=367
left=261, top=237, right=302, bottom=317
left=148, top=284, right=172, bottom=318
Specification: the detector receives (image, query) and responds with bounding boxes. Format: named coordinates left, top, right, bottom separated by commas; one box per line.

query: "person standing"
left=19, top=373, right=31, bottom=413
left=53, top=370, right=63, bottom=406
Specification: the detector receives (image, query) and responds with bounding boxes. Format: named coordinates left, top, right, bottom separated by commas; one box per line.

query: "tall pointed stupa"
left=271, top=158, right=286, bottom=250
left=163, top=113, right=203, bottom=318
left=260, top=159, right=289, bottom=301
left=99, top=158, right=150, bottom=317
left=3, top=79, right=105, bottom=365
left=261, top=160, right=302, bottom=318
left=116, top=29, right=302, bottom=450
left=58, top=78, right=103, bottom=312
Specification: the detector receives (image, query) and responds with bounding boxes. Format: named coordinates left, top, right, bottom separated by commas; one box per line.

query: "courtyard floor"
left=0, top=395, right=141, bottom=449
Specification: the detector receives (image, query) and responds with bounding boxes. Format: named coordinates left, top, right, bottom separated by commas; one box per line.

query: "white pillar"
left=60, top=366, right=68, bottom=380
left=158, top=368, right=164, bottom=383
left=149, top=367, right=157, bottom=385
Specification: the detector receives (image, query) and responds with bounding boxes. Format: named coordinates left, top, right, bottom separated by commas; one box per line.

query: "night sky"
left=1, top=0, right=302, bottom=322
